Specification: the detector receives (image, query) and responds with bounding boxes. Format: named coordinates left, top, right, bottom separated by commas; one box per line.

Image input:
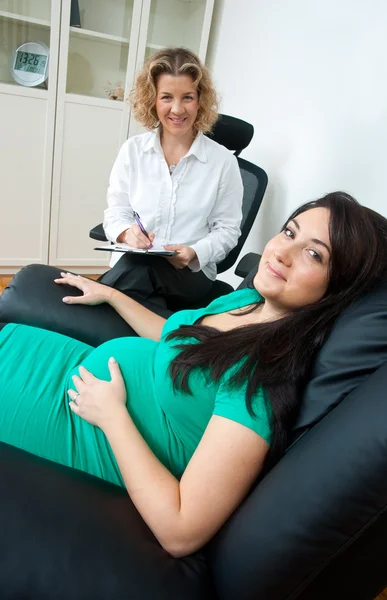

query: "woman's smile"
left=265, top=263, right=287, bottom=280
left=168, top=116, right=187, bottom=125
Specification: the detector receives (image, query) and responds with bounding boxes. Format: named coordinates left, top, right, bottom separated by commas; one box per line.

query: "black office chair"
left=206, top=113, right=254, bottom=156
left=89, top=114, right=268, bottom=310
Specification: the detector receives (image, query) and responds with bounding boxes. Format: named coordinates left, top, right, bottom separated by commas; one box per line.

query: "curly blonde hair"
left=130, top=47, right=219, bottom=135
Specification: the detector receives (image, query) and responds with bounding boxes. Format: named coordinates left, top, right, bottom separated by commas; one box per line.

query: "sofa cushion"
left=0, top=441, right=213, bottom=600
left=293, top=278, right=387, bottom=439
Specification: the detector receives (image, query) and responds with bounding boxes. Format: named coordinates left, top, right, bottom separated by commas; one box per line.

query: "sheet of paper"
left=94, top=244, right=177, bottom=256
left=115, top=243, right=171, bottom=253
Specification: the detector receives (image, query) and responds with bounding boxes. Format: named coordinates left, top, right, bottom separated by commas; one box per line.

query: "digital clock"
left=11, top=42, right=50, bottom=87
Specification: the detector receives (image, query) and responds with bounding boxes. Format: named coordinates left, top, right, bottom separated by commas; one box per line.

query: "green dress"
left=0, top=288, right=271, bottom=487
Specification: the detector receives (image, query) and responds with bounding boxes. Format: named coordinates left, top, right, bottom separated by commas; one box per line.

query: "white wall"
left=207, top=0, right=387, bottom=287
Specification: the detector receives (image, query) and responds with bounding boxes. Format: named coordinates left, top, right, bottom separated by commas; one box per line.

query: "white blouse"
left=103, top=130, right=243, bottom=280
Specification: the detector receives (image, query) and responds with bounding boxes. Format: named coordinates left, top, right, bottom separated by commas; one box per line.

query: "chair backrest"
left=205, top=113, right=254, bottom=156
left=216, top=156, right=268, bottom=274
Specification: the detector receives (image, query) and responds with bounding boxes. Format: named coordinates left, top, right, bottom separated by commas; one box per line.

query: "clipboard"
left=94, top=244, right=177, bottom=257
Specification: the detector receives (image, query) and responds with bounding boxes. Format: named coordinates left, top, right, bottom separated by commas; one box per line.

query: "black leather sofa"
left=0, top=261, right=387, bottom=600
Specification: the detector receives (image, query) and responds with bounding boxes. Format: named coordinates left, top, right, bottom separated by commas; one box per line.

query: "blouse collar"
left=143, top=129, right=208, bottom=163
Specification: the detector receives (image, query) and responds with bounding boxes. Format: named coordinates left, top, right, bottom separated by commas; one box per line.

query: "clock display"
left=15, top=51, right=47, bottom=75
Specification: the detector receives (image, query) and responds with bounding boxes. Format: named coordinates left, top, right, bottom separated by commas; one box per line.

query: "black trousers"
left=98, top=253, right=214, bottom=309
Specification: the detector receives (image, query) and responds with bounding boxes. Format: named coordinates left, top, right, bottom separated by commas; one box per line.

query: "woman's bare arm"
left=55, top=273, right=166, bottom=341
left=104, top=412, right=268, bottom=557
left=108, top=288, right=165, bottom=340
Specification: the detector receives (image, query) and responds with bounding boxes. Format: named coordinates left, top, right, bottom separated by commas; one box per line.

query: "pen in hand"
left=133, top=211, right=153, bottom=249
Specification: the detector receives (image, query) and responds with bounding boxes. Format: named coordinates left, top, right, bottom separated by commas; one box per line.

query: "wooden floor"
left=0, top=275, right=12, bottom=292
left=0, top=275, right=386, bottom=599
left=0, top=274, right=99, bottom=294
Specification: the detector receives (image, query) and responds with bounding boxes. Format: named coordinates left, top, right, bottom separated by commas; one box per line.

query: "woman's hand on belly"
left=68, top=358, right=127, bottom=428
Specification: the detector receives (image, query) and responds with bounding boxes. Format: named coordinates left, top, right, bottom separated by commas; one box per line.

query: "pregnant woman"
left=0, top=192, right=386, bottom=557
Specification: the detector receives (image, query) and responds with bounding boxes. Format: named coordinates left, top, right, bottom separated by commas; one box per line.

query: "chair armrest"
left=234, top=253, right=261, bottom=278
left=89, top=223, right=108, bottom=242
left=0, top=264, right=171, bottom=347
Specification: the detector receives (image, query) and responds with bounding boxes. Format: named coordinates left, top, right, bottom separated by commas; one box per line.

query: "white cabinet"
left=49, top=0, right=142, bottom=271
left=0, top=0, right=214, bottom=273
left=0, top=0, right=60, bottom=271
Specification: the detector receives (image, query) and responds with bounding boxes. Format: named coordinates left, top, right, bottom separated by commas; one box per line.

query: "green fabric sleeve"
left=213, top=377, right=272, bottom=444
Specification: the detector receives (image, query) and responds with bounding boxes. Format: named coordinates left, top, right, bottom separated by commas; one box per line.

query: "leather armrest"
left=89, top=223, right=108, bottom=242
left=234, top=253, right=261, bottom=278
left=0, top=264, right=171, bottom=346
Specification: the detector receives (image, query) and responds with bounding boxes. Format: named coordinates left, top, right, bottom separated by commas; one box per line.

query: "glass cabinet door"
left=0, top=0, right=52, bottom=87
left=65, top=0, right=135, bottom=100
left=145, top=0, right=209, bottom=61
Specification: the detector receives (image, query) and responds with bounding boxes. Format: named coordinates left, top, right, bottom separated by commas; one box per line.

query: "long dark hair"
left=167, top=192, right=387, bottom=468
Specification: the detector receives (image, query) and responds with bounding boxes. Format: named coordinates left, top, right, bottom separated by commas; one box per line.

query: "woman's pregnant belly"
left=0, top=325, right=175, bottom=486
left=69, top=337, right=177, bottom=477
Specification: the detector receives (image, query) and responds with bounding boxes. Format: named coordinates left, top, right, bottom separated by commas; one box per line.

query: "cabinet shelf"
left=146, top=43, right=165, bottom=50
left=69, top=26, right=129, bottom=46
left=0, top=10, right=50, bottom=28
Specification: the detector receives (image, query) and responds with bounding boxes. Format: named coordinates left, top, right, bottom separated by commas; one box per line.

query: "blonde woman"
left=99, top=47, right=243, bottom=310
